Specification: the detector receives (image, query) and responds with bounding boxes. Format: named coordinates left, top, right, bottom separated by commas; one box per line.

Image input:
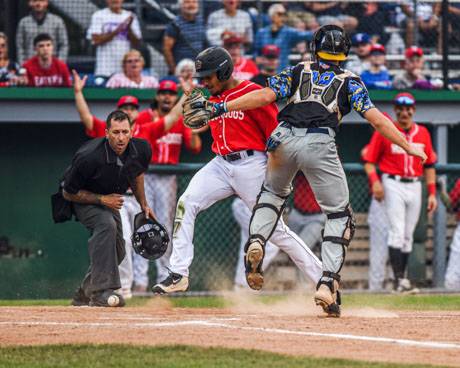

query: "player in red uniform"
left=72, top=71, right=199, bottom=296
left=153, top=46, right=322, bottom=294
left=362, top=92, right=437, bottom=292
left=445, top=179, right=460, bottom=289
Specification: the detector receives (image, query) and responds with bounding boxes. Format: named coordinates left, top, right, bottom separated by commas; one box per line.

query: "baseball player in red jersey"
left=444, top=179, right=460, bottom=289
left=153, top=47, right=322, bottom=294
left=363, top=92, right=437, bottom=292
left=72, top=71, right=197, bottom=296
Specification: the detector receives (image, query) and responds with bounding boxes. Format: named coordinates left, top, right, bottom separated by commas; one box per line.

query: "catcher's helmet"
left=311, top=25, right=351, bottom=62
left=131, top=212, right=169, bottom=260
left=195, top=46, right=234, bottom=81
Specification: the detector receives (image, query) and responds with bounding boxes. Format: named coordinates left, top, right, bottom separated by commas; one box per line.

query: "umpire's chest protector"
left=278, top=62, right=354, bottom=129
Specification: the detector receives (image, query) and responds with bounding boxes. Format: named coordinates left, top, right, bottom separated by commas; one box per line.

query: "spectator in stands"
left=0, top=33, right=27, bottom=86
left=16, top=0, right=69, bottom=65
left=304, top=2, right=357, bottom=32
left=175, top=58, right=195, bottom=82
left=23, top=33, right=71, bottom=87
left=206, top=0, right=253, bottom=48
left=403, top=1, right=439, bottom=48
left=106, top=50, right=159, bottom=89
left=393, top=46, right=442, bottom=90
left=163, top=0, right=206, bottom=76
left=360, top=44, right=392, bottom=90
left=251, top=44, right=280, bottom=87
left=284, top=2, right=319, bottom=32
left=87, top=0, right=142, bottom=78
left=350, top=2, right=389, bottom=45
left=254, top=3, right=313, bottom=71
left=345, top=33, right=371, bottom=75
left=222, top=31, right=258, bottom=80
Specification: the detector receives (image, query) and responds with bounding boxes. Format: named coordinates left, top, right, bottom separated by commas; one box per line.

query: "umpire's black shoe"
left=89, top=290, right=125, bottom=307
left=71, top=287, right=90, bottom=307
left=152, top=272, right=189, bottom=294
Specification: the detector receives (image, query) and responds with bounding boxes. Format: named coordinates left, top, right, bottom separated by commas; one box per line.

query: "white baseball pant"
left=231, top=197, right=280, bottom=288
left=367, top=197, right=390, bottom=291
left=445, top=222, right=460, bottom=290
left=382, top=175, right=422, bottom=253
left=287, top=209, right=325, bottom=251
left=169, top=152, right=323, bottom=284
left=133, top=172, right=177, bottom=287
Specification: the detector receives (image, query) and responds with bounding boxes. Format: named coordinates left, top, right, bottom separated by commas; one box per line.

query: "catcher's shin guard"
left=314, top=271, right=341, bottom=317
left=244, top=236, right=265, bottom=290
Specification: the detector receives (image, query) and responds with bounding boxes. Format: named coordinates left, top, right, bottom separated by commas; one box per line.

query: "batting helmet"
left=195, top=46, right=234, bottom=81
left=311, top=25, right=351, bottom=62
left=131, top=213, right=169, bottom=260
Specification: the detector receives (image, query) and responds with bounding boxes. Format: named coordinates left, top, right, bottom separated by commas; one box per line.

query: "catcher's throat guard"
left=131, top=212, right=169, bottom=260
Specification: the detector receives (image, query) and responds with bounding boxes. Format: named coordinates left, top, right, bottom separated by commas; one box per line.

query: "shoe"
left=245, top=241, right=264, bottom=290
left=314, top=280, right=341, bottom=318
left=152, top=272, right=189, bottom=294
left=71, top=287, right=90, bottom=306
left=395, top=278, right=420, bottom=294
left=89, top=290, right=125, bottom=307
left=116, top=288, right=133, bottom=300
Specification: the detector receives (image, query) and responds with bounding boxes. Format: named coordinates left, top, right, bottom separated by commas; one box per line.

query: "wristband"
left=368, top=171, right=380, bottom=186
left=427, top=183, right=436, bottom=196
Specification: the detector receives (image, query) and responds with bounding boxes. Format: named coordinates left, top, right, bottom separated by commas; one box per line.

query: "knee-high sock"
left=388, top=247, right=404, bottom=280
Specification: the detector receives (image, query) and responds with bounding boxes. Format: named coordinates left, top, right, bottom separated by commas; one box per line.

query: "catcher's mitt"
left=182, top=91, right=214, bottom=129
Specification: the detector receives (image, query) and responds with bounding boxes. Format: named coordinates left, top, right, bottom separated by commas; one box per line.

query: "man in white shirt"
left=87, top=0, right=142, bottom=77
left=206, top=0, right=253, bottom=47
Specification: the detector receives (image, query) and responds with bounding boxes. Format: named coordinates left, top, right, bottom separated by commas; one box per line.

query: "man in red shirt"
left=72, top=71, right=199, bottom=296
left=153, top=47, right=322, bottom=294
left=23, top=33, right=71, bottom=87
left=222, top=31, right=259, bottom=81
left=445, top=179, right=460, bottom=290
left=363, top=92, right=437, bottom=292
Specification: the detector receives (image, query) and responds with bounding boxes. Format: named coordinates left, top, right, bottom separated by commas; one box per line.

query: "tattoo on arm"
left=63, top=189, right=102, bottom=205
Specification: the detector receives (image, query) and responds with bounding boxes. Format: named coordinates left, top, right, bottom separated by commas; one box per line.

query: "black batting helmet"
left=195, top=46, right=234, bottom=81
left=131, top=213, right=169, bottom=260
left=311, top=25, right=351, bottom=62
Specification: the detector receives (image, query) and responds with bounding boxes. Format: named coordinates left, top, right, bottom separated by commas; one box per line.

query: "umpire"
left=62, top=110, right=152, bottom=307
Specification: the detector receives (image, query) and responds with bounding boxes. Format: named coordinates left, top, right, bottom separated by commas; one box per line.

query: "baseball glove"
left=182, top=91, right=214, bottom=129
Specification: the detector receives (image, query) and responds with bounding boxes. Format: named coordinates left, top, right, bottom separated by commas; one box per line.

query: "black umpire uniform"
left=63, top=136, right=151, bottom=305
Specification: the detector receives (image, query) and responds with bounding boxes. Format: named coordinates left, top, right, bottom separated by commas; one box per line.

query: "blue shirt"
left=165, top=15, right=206, bottom=65
left=254, top=26, right=312, bottom=71
left=360, top=69, right=392, bottom=90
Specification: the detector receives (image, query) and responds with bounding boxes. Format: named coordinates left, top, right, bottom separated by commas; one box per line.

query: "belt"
left=280, top=122, right=333, bottom=136
left=221, top=150, right=254, bottom=162
left=387, top=174, right=420, bottom=183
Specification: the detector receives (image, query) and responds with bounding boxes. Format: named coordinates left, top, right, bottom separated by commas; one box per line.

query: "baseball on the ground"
left=107, top=295, right=119, bottom=307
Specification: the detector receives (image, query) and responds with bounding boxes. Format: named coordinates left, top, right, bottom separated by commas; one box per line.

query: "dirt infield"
left=1, top=296, right=460, bottom=367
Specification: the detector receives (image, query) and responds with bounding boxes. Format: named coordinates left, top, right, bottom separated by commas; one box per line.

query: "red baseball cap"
left=405, top=46, right=423, bottom=59
left=117, top=95, right=139, bottom=108
left=393, top=92, right=416, bottom=106
left=158, top=80, right=178, bottom=93
left=370, top=44, right=385, bottom=55
left=261, top=44, right=280, bottom=58
left=222, top=31, right=243, bottom=46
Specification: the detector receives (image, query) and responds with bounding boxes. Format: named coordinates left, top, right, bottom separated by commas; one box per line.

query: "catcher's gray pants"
left=73, top=203, right=125, bottom=296
left=250, top=125, right=349, bottom=283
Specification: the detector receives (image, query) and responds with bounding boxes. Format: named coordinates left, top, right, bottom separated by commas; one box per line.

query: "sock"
left=401, top=252, right=410, bottom=277
left=388, top=247, right=404, bottom=281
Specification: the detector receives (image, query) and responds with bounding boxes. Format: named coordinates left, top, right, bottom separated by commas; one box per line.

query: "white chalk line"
left=1, top=320, right=459, bottom=350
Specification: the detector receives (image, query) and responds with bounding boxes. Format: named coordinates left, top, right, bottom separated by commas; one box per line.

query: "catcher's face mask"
left=131, top=213, right=169, bottom=260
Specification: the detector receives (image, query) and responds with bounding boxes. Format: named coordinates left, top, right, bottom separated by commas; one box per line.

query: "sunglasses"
left=394, top=97, right=415, bottom=106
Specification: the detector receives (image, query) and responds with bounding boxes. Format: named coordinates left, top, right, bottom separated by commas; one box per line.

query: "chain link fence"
left=142, top=163, right=460, bottom=292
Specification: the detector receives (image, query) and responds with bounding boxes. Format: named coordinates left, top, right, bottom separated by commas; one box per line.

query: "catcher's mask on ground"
left=311, top=24, right=351, bottom=62
left=131, top=212, right=169, bottom=260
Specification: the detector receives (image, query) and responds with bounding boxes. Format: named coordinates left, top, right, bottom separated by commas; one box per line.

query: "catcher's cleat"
left=314, top=277, right=341, bottom=318
left=245, top=241, right=265, bottom=290
left=70, top=287, right=90, bottom=307
left=152, top=272, right=189, bottom=294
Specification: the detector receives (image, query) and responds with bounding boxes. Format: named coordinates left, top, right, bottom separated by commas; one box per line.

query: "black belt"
left=221, top=150, right=254, bottom=162
left=280, top=122, right=330, bottom=135
left=387, top=174, right=420, bottom=183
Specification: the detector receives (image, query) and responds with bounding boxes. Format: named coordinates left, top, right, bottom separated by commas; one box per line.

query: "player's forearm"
left=364, top=162, right=380, bottom=185
left=189, top=133, right=202, bottom=151
left=74, top=91, right=93, bottom=130
left=365, top=108, right=411, bottom=152
left=130, top=174, right=148, bottom=209
left=63, top=189, right=102, bottom=205
left=164, top=93, right=187, bottom=130
left=425, top=167, right=436, bottom=198
left=226, top=87, right=277, bottom=112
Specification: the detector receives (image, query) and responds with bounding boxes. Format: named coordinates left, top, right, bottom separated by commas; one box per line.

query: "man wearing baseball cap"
left=360, top=44, right=392, bottom=89
left=362, top=92, right=438, bottom=293
left=393, top=46, right=442, bottom=90
left=251, top=44, right=280, bottom=87
left=222, top=31, right=259, bottom=80
left=345, top=32, right=371, bottom=75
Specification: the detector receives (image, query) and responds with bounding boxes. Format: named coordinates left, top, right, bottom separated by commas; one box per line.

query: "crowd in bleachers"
left=1, top=0, right=460, bottom=89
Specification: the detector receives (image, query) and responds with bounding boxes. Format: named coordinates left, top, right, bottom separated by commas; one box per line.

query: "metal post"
left=413, top=0, right=418, bottom=46
left=433, top=125, right=448, bottom=287
left=442, top=0, right=449, bottom=89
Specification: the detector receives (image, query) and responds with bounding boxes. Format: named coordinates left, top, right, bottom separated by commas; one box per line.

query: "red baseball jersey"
left=233, top=58, right=259, bottom=81
left=23, top=56, right=71, bottom=87
left=293, top=174, right=321, bottom=214
left=450, top=179, right=460, bottom=220
left=209, top=80, right=278, bottom=155
left=363, top=122, right=437, bottom=177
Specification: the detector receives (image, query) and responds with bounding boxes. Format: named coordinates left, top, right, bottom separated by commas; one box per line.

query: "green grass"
left=0, top=293, right=459, bottom=310
left=0, top=345, right=450, bottom=368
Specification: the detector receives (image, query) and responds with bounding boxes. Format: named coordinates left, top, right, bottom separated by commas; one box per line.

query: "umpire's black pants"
left=73, top=204, right=126, bottom=296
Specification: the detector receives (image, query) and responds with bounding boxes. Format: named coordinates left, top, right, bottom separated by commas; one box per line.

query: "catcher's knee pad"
left=249, top=186, right=289, bottom=242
